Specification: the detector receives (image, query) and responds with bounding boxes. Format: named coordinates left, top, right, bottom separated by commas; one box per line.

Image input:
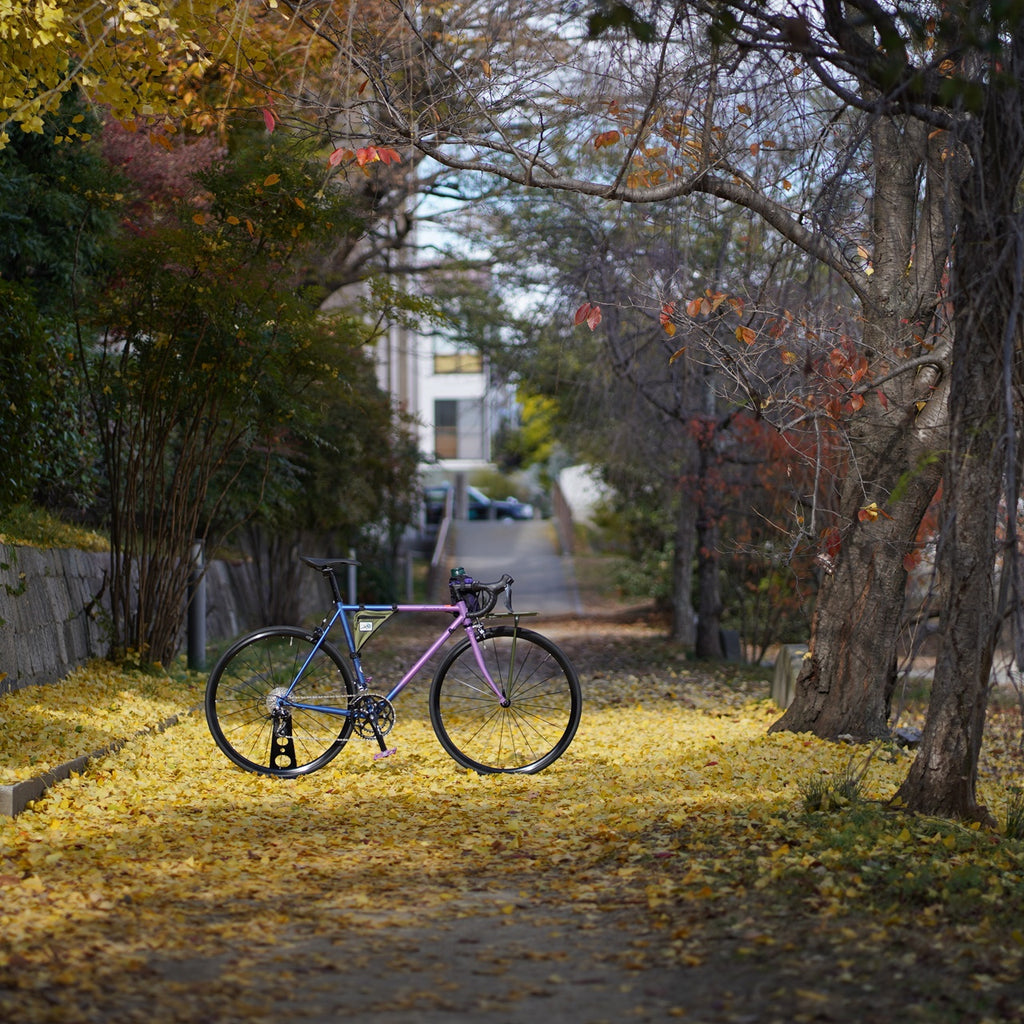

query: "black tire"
left=429, top=626, right=582, bottom=773
left=205, top=627, right=356, bottom=778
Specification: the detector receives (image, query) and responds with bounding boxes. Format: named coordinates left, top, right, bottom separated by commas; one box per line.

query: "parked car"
left=492, top=495, right=535, bottom=520
left=424, top=484, right=534, bottom=524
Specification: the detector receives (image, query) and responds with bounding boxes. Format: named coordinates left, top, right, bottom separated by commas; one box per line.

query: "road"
left=450, top=518, right=583, bottom=617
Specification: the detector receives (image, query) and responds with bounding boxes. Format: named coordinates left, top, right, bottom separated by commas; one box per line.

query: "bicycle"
left=204, top=557, right=582, bottom=777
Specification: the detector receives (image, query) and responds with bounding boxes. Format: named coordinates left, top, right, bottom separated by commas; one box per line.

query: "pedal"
left=373, top=747, right=398, bottom=760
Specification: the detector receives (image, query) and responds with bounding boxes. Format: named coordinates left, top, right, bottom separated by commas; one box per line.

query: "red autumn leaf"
left=848, top=393, right=865, bottom=412
left=594, top=129, right=621, bottom=149
left=262, top=107, right=276, bottom=133
left=328, top=147, right=353, bottom=167
left=573, top=303, right=602, bottom=330
left=686, top=297, right=703, bottom=318
left=824, top=527, right=842, bottom=559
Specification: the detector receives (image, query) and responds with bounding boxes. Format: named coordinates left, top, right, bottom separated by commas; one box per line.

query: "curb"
left=0, top=707, right=200, bottom=819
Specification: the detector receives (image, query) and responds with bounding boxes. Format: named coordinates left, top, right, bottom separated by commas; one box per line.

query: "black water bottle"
left=450, top=566, right=476, bottom=611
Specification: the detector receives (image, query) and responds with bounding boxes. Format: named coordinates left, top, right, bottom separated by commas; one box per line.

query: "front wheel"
left=429, top=626, right=582, bottom=773
left=205, top=627, right=356, bottom=778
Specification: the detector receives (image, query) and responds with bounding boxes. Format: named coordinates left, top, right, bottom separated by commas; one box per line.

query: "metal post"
left=455, top=472, right=468, bottom=519
left=187, top=540, right=206, bottom=672
left=348, top=548, right=357, bottom=605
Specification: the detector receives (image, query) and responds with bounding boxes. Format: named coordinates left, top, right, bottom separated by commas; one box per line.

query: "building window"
left=434, top=351, right=484, bottom=374
left=434, top=399, right=458, bottom=459
left=434, top=398, right=486, bottom=460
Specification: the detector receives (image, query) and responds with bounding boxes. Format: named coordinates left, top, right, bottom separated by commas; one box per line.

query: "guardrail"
left=427, top=486, right=455, bottom=601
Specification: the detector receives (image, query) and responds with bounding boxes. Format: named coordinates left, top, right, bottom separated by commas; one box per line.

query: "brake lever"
left=501, top=573, right=515, bottom=613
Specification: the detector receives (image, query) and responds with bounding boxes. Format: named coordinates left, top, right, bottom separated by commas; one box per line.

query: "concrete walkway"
left=450, top=519, right=583, bottom=618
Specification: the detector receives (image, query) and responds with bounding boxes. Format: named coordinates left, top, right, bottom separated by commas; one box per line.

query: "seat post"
left=323, top=567, right=344, bottom=604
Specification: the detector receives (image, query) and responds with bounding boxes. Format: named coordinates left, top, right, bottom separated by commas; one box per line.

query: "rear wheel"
left=429, top=626, right=581, bottom=773
left=205, top=627, right=355, bottom=777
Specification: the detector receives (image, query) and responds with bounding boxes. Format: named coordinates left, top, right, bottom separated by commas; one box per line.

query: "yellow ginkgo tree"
left=0, top=0, right=266, bottom=146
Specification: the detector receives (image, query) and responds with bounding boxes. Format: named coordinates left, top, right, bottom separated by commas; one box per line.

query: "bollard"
left=187, top=540, right=207, bottom=672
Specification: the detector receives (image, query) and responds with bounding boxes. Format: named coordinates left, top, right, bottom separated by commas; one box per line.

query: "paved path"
left=450, top=519, right=583, bottom=617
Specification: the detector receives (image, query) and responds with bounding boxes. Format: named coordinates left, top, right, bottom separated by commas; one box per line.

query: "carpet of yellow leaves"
left=2, top=619, right=1024, bottom=1022
left=0, top=662, right=198, bottom=784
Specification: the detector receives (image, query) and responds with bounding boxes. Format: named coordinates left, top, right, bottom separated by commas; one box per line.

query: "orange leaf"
left=263, top=173, right=281, bottom=187
left=192, top=212, right=206, bottom=226
left=686, top=297, right=703, bottom=318
left=735, top=325, right=756, bottom=345
left=586, top=304, right=602, bottom=330
left=669, top=346, right=686, bottom=364
left=858, top=502, right=892, bottom=522
left=594, top=130, right=621, bottom=149
left=848, top=393, right=865, bottom=411
left=356, top=147, right=379, bottom=167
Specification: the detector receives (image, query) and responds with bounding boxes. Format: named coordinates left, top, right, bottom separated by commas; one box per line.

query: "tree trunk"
left=695, top=513, right=723, bottom=658
left=770, top=453, right=942, bottom=739
left=771, top=114, right=954, bottom=740
left=896, top=32, right=1024, bottom=821
left=894, top=260, right=1005, bottom=822
left=669, top=491, right=697, bottom=644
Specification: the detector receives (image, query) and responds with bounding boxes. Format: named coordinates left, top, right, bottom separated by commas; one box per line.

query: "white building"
left=375, top=320, right=513, bottom=473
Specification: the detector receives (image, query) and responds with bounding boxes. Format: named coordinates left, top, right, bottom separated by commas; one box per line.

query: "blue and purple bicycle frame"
left=279, top=557, right=513, bottom=756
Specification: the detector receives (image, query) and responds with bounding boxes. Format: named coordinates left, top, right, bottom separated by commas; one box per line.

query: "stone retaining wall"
left=0, top=546, right=110, bottom=695
left=0, top=545, right=320, bottom=694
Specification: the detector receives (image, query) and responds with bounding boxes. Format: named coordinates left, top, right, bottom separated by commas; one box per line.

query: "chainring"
left=349, top=693, right=396, bottom=740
